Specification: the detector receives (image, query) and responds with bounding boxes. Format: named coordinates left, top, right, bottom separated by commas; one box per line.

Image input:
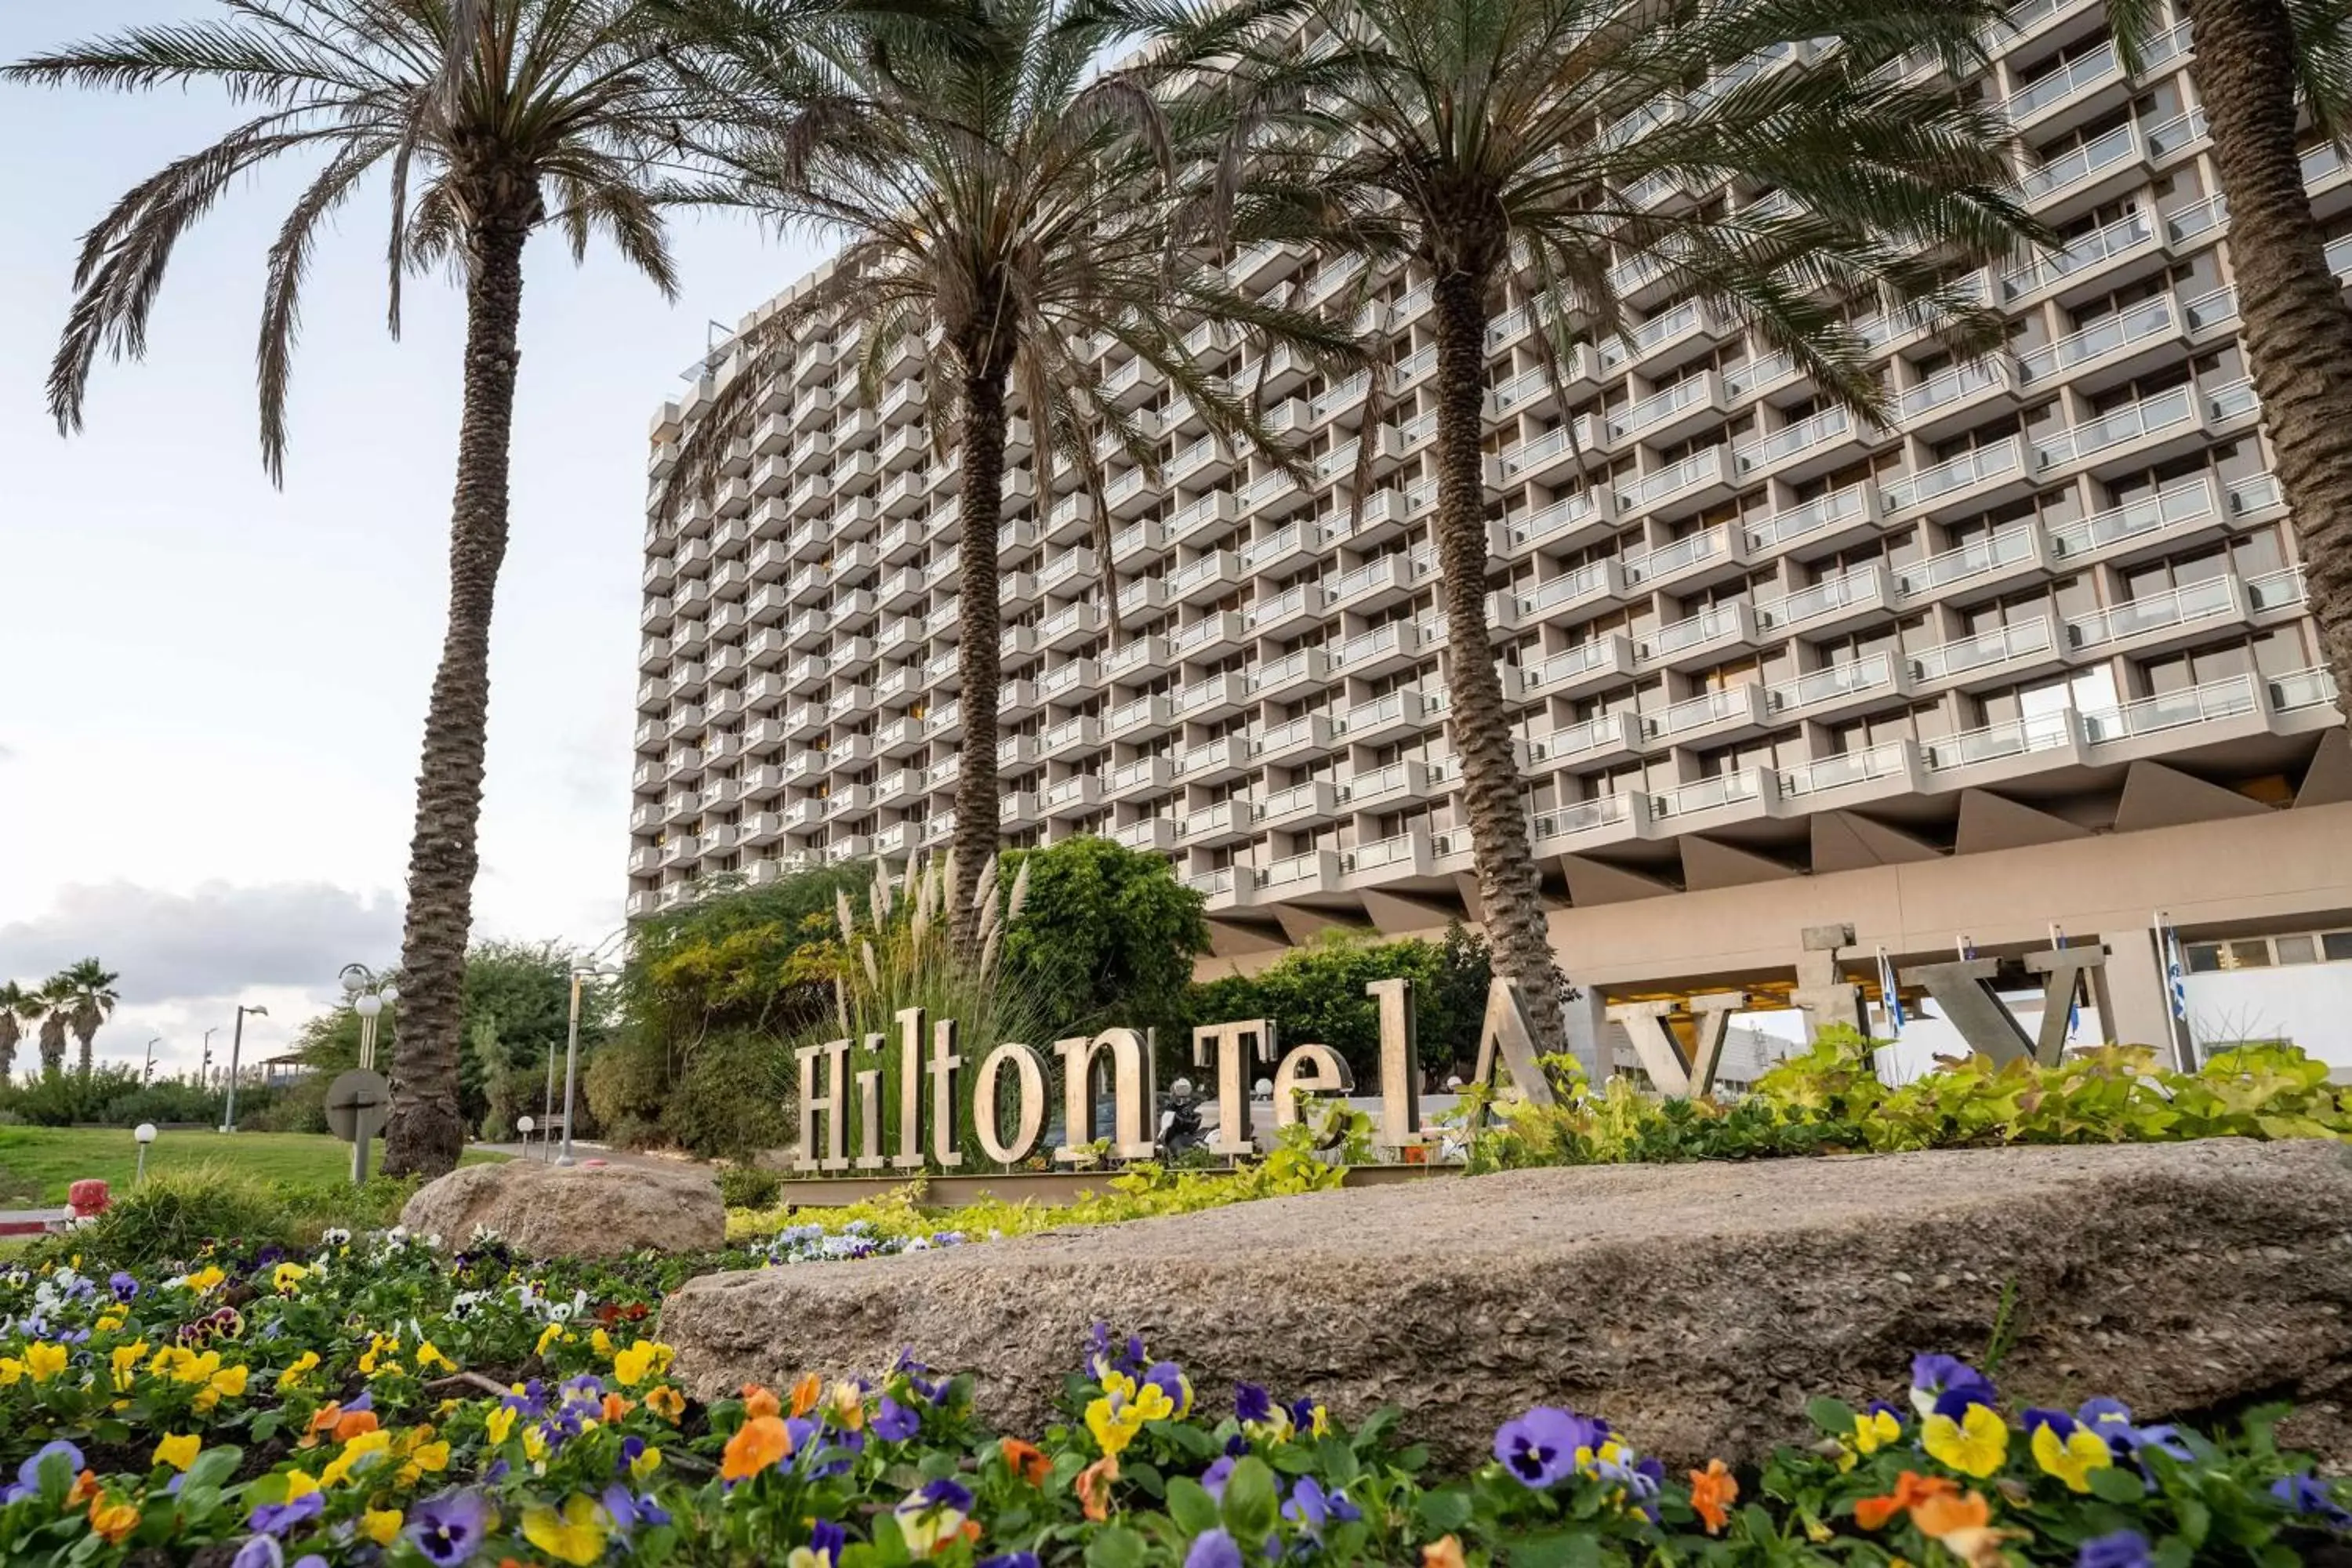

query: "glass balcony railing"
left=1882, top=437, right=2021, bottom=512
left=1922, top=710, right=2073, bottom=771
left=1769, top=652, right=1893, bottom=712
left=2048, top=477, right=2216, bottom=558
left=1780, top=742, right=1911, bottom=799
left=2066, top=576, right=2238, bottom=649
left=2081, top=673, right=2257, bottom=744
left=1910, top=617, right=2053, bottom=681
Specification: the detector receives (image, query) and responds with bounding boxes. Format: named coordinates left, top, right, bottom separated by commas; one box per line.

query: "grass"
left=0, top=1127, right=503, bottom=1207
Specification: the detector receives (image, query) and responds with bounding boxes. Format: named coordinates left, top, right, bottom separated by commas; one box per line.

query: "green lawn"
left=0, top=1127, right=503, bottom=1206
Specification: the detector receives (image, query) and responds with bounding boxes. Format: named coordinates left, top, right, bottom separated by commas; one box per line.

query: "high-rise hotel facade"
left=632, top=0, right=2352, bottom=1059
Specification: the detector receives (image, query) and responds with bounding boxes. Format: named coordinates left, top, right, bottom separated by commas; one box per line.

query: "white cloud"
left=0, top=880, right=402, bottom=1003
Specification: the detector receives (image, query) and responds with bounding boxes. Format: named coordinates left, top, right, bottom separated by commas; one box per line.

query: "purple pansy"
left=870, top=1396, right=920, bottom=1443
left=1235, top=1384, right=1274, bottom=1425
left=230, top=1539, right=284, bottom=1568
left=405, top=1490, right=492, bottom=1567
left=248, top=1490, right=325, bottom=1537
left=1494, top=1407, right=1604, bottom=1490
left=978, top=1555, right=1041, bottom=1568
left=1185, top=1529, right=1246, bottom=1568
left=6, top=1440, right=85, bottom=1504
left=2076, top=1530, right=2154, bottom=1568
left=1201, top=1456, right=1236, bottom=1502
left=808, top=1519, right=848, bottom=1565
left=2272, top=1474, right=2352, bottom=1528
left=107, top=1272, right=140, bottom=1302
left=1911, top=1354, right=1996, bottom=1417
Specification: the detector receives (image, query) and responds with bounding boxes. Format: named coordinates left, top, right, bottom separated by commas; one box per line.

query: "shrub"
left=998, top=837, right=1209, bottom=1036
left=717, top=1161, right=782, bottom=1210
left=56, top=1166, right=413, bottom=1268
left=666, top=1029, right=795, bottom=1161
left=1185, top=925, right=1490, bottom=1084
left=583, top=1032, right=673, bottom=1138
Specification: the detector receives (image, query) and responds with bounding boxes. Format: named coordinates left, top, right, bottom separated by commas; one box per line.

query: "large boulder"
left=401, top=1159, right=724, bottom=1259
left=661, top=1140, right=2352, bottom=1467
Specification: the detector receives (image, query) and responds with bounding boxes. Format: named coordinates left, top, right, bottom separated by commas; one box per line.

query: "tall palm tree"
left=659, top=0, right=1357, bottom=955
left=8, top=1, right=710, bottom=1177
left=56, top=958, right=121, bottom=1076
left=1145, top=0, right=2036, bottom=1054
left=34, top=980, right=74, bottom=1078
left=2108, top=0, right=2352, bottom=710
left=0, top=983, right=32, bottom=1083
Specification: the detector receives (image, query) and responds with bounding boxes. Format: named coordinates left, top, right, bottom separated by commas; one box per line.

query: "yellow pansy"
left=408, top=1439, right=451, bottom=1475
left=535, top=1323, right=568, bottom=1357
left=522, top=1425, right=549, bottom=1466
left=1922, top=1404, right=2009, bottom=1479
left=282, top=1469, right=321, bottom=1502
left=183, top=1266, right=225, bottom=1295
left=485, top=1405, right=517, bottom=1446
left=321, top=1429, right=393, bottom=1489
left=1305, top=1403, right=1331, bottom=1439
left=0, top=1358, right=25, bottom=1387
left=94, top=1308, right=127, bottom=1334
left=278, top=1352, right=321, bottom=1391
left=1854, top=1408, right=1903, bottom=1457
left=151, top=1434, right=201, bottom=1472
left=2030, top=1423, right=2113, bottom=1494
left=110, top=1343, right=149, bottom=1394
left=273, top=1263, right=307, bottom=1294
left=521, top=1495, right=610, bottom=1566
left=591, top=1330, right=615, bottom=1359
left=827, top=1381, right=866, bottom=1432
left=416, top=1341, right=455, bottom=1374
left=612, top=1341, right=659, bottom=1388
left=361, top=1508, right=404, bottom=1545
left=25, top=1343, right=68, bottom=1383
left=630, top=1446, right=662, bottom=1483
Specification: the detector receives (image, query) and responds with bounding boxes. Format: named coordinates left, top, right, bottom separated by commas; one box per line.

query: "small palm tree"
left=56, top=958, right=121, bottom=1076
left=34, top=980, right=74, bottom=1077
left=0, top=982, right=32, bottom=1083
left=9, top=0, right=711, bottom=1176
left=659, top=0, right=1358, bottom=955
left=2107, top=0, right=2352, bottom=711
left=1149, top=0, right=2034, bottom=1054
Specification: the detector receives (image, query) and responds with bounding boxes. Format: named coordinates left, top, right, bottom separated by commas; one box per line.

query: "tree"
left=8, top=2, right=710, bottom=1178
left=1160, top=0, right=2035, bottom=1056
left=0, top=983, right=32, bottom=1083
left=659, top=0, right=1356, bottom=956
left=998, top=837, right=1209, bottom=1039
left=1186, top=926, right=1490, bottom=1085
left=2107, top=0, right=2352, bottom=710
left=56, top=958, right=120, bottom=1076
left=34, top=980, right=73, bottom=1077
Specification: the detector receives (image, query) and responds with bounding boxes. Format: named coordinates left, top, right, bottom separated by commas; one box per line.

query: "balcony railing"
left=2048, top=477, right=2216, bottom=559
left=1882, top=437, right=2021, bottom=512
left=2080, top=673, right=2257, bottom=744
left=2066, top=575, right=2238, bottom=650
left=1780, top=742, right=1910, bottom=799
left=1922, top=710, right=2072, bottom=771
left=1910, top=617, right=2053, bottom=682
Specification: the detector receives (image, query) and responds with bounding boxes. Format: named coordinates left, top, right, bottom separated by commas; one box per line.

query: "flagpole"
left=2154, top=909, right=2194, bottom=1071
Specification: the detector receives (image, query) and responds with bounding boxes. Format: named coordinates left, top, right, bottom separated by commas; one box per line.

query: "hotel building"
left=631, top=0, right=2352, bottom=1064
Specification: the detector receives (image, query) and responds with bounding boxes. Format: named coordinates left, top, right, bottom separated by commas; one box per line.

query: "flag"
left=1876, top=946, right=1907, bottom=1032
left=2052, top=924, right=2082, bottom=1041
left=2158, top=914, right=2190, bottom=1022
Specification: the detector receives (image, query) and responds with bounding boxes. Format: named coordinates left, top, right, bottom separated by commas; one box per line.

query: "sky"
left=0, top=1, right=829, bottom=1078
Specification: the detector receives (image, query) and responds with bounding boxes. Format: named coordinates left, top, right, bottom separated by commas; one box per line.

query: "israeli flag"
left=1877, top=946, right=1907, bottom=1032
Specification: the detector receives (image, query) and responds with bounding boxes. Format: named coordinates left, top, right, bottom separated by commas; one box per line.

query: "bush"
left=56, top=1166, right=411, bottom=1269
left=1185, top=924, right=1490, bottom=1085
left=717, top=1161, right=782, bottom=1210
left=998, top=837, right=1209, bottom=1036
left=665, top=1029, right=795, bottom=1161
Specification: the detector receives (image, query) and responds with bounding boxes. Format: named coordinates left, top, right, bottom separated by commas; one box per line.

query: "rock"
left=401, top=1159, right=724, bottom=1259
left=659, top=1140, right=2352, bottom=1467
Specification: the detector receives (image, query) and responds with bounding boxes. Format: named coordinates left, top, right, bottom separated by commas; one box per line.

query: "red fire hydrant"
left=67, top=1179, right=111, bottom=1219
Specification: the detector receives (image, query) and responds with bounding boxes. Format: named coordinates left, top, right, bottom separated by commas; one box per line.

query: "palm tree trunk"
left=949, top=366, right=1011, bottom=958
left=1431, top=268, right=1570, bottom=1058
left=2189, top=0, right=2352, bottom=712
left=383, top=211, right=533, bottom=1179
left=74, top=1028, right=93, bottom=1076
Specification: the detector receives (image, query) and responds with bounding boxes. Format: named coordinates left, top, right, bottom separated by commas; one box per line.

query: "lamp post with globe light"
left=557, top=964, right=620, bottom=1166
left=339, top=964, right=400, bottom=1071
left=221, top=1004, right=268, bottom=1132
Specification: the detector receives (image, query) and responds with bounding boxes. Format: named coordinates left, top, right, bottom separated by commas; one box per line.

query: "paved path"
left=468, top=1141, right=713, bottom=1174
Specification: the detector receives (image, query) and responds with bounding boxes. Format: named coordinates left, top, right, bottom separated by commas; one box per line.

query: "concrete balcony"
left=1176, top=671, right=1253, bottom=723
left=1622, top=524, right=1753, bottom=594
left=1169, top=610, right=1248, bottom=662
left=2018, top=294, right=2183, bottom=394
left=875, top=715, right=927, bottom=758
left=999, top=679, right=1045, bottom=723
left=1918, top=710, right=2083, bottom=789
left=1648, top=768, right=1780, bottom=833
left=2016, top=118, right=2151, bottom=218
left=1635, top=601, right=1759, bottom=670
left=1530, top=710, right=1643, bottom=770
left=2081, top=673, right=2269, bottom=762
left=1116, top=576, right=1173, bottom=626
left=1107, top=693, right=1176, bottom=741
left=1040, top=714, right=1105, bottom=760
left=1167, top=549, right=1244, bottom=606
left=1520, top=633, right=1636, bottom=699
left=1880, top=435, right=2031, bottom=519
left=1177, top=799, right=1258, bottom=849
left=1512, top=559, right=1624, bottom=630
left=736, top=812, right=782, bottom=848
left=1743, top=483, right=1881, bottom=561
left=1765, top=650, right=1911, bottom=724
left=1255, top=848, right=1343, bottom=898
left=1176, top=734, right=1254, bottom=785
left=1250, top=647, right=1333, bottom=702
left=2064, top=574, right=2249, bottom=660
left=1895, top=524, right=2053, bottom=606
left=785, top=747, right=826, bottom=783
left=2046, top=476, right=2225, bottom=570
left=1337, top=688, right=1434, bottom=746
left=1105, top=756, right=1175, bottom=802
left=1237, top=517, right=1347, bottom=579
left=1345, top=829, right=1435, bottom=886
left=1642, top=683, right=1772, bottom=746
left=1341, top=759, right=1428, bottom=812
left=1911, top=617, right=2066, bottom=695
left=1035, top=657, right=1102, bottom=709
left=1532, top=791, right=1651, bottom=852
left=1040, top=774, right=1103, bottom=820
left=1253, top=713, right=1338, bottom=765
left=873, top=767, right=920, bottom=808
left=1243, top=581, right=1335, bottom=639
left=1258, top=778, right=1342, bottom=831
left=1113, top=816, right=1179, bottom=853
left=2031, top=383, right=2213, bottom=482
left=1755, top=563, right=1899, bottom=637
left=1102, top=634, right=1172, bottom=684
left=1502, top=485, right=1617, bottom=560
left=1776, top=740, right=1923, bottom=812
left=1111, top=517, right=1176, bottom=568
left=1327, top=622, right=1420, bottom=680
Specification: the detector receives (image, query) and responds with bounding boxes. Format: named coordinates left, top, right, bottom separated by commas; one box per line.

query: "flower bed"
left=0, top=1227, right=2346, bottom=1566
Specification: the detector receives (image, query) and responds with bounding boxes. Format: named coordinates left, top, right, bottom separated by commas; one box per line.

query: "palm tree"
left=34, top=980, right=74, bottom=1078
left=56, top=958, right=121, bottom=1076
left=8, top=2, right=710, bottom=1177
left=1147, top=0, right=2036, bottom=1054
left=658, top=0, right=1357, bottom=955
left=0, top=983, right=32, bottom=1083
left=2107, top=0, right=2352, bottom=710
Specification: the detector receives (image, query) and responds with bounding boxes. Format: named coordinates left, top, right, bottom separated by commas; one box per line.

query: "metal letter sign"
left=1899, top=945, right=2112, bottom=1066
left=1607, top=992, right=1746, bottom=1097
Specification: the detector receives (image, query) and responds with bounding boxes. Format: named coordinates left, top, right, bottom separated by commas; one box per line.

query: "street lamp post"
left=557, top=966, right=617, bottom=1167
left=222, top=1004, right=268, bottom=1131
left=339, top=965, right=400, bottom=1071
left=134, top=1123, right=157, bottom=1184
left=200, top=1027, right=216, bottom=1087
left=143, top=1038, right=160, bottom=1083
